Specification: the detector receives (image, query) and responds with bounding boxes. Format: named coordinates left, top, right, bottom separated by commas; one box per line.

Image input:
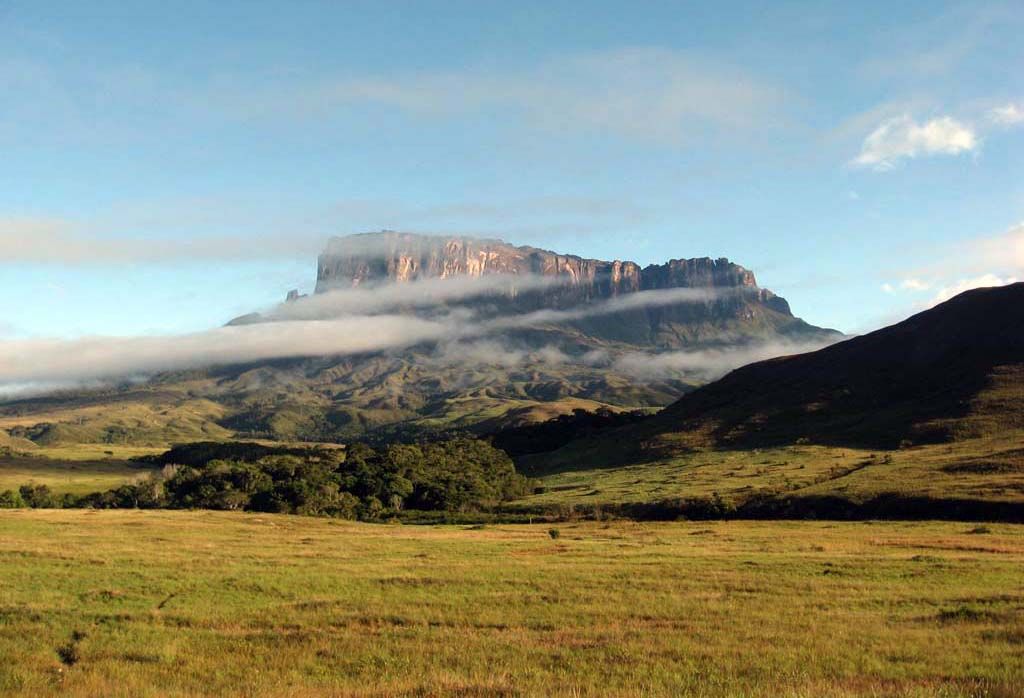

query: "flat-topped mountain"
left=274, top=232, right=830, bottom=351
left=316, top=231, right=791, bottom=312
left=3, top=232, right=839, bottom=446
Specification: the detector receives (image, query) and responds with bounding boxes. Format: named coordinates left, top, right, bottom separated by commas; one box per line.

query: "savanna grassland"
left=0, top=453, right=158, bottom=497
left=1, top=510, right=1022, bottom=697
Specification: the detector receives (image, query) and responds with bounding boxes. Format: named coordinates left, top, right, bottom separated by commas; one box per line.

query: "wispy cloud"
left=857, top=3, right=1015, bottom=81
left=0, top=278, right=751, bottom=394
left=880, top=222, right=1024, bottom=312
left=0, top=190, right=658, bottom=267
left=0, top=216, right=326, bottom=265
left=900, top=278, right=931, bottom=292
left=218, top=47, right=786, bottom=146
left=927, top=274, right=1019, bottom=306
left=0, top=46, right=786, bottom=149
left=0, top=315, right=450, bottom=393
left=989, top=103, right=1024, bottom=126
left=486, top=287, right=730, bottom=331
left=416, top=335, right=837, bottom=385
left=610, top=339, right=836, bottom=382
left=259, top=274, right=567, bottom=322
left=850, top=115, right=978, bottom=170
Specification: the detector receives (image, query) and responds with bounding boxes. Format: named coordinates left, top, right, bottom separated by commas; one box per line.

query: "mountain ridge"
left=315, top=231, right=793, bottom=315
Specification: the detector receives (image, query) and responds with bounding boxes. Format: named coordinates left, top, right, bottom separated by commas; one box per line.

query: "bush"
left=0, top=489, right=25, bottom=508
left=548, top=528, right=561, bottom=540
left=19, top=484, right=55, bottom=508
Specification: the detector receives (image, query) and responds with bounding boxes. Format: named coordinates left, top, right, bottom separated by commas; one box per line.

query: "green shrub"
left=0, top=489, right=25, bottom=508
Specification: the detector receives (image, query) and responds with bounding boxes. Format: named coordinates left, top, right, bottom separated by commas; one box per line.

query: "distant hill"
left=1, top=232, right=838, bottom=447
left=529, top=283, right=1024, bottom=474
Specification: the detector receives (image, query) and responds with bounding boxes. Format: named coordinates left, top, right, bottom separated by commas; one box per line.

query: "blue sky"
left=1, top=0, right=1022, bottom=340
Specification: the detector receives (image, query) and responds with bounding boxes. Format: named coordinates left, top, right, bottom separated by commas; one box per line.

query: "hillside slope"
left=649, top=282, right=1024, bottom=450
left=526, top=283, right=1024, bottom=481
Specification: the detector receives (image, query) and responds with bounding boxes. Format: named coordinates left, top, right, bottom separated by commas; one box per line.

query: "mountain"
left=307, top=232, right=813, bottom=349
left=0, top=232, right=839, bottom=447
left=529, top=282, right=1024, bottom=474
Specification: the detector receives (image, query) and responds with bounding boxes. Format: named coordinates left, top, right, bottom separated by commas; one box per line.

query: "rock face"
left=316, top=231, right=792, bottom=318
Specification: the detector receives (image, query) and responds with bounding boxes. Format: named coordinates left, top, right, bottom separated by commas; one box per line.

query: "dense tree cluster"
left=0, top=439, right=532, bottom=520
left=488, top=407, right=649, bottom=459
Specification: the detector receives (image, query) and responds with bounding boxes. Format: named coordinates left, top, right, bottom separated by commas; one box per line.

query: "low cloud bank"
left=487, top=287, right=728, bottom=330
left=0, top=315, right=451, bottom=395
left=260, top=276, right=735, bottom=324
left=0, top=277, right=773, bottom=396
left=419, top=336, right=836, bottom=384
left=263, top=274, right=567, bottom=321
left=611, top=340, right=837, bottom=382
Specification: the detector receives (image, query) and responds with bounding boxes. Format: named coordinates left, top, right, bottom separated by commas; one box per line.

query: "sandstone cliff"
left=315, top=231, right=795, bottom=322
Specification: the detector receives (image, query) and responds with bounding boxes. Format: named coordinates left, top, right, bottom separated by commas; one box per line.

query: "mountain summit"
left=317, top=231, right=788, bottom=310
left=303, top=232, right=830, bottom=350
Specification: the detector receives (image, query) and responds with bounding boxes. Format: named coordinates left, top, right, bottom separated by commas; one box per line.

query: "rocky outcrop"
left=317, top=231, right=783, bottom=308
left=306, top=232, right=837, bottom=349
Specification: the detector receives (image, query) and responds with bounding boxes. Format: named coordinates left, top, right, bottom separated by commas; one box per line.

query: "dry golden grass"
left=0, top=510, right=1021, bottom=697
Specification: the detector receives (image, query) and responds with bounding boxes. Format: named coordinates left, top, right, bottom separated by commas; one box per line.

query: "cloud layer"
left=0, top=217, right=326, bottom=265
left=0, top=278, right=755, bottom=395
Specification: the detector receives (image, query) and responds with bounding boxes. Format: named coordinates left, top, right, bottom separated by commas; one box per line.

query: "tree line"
left=0, top=439, right=534, bottom=520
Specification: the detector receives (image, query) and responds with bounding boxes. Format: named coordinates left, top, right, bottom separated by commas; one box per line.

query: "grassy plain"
left=518, top=431, right=1024, bottom=511
left=0, top=455, right=157, bottom=496
left=0, top=510, right=1021, bottom=697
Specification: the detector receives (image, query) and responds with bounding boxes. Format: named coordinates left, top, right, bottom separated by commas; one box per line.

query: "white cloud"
left=875, top=223, right=1024, bottom=326
left=611, top=339, right=837, bottom=383
left=0, top=279, right=749, bottom=394
left=428, top=336, right=839, bottom=384
left=928, top=274, right=1019, bottom=306
left=851, top=115, right=978, bottom=170
left=0, top=315, right=452, bottom=392
left=900, top=278, right=931, bottom=291
left=265, top=274, right=565, bottom=322
left=989, top=103, right=1024, bottom=126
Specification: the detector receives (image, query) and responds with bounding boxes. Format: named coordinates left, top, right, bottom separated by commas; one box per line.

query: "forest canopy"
left=0, top=439, right=533, bottom=520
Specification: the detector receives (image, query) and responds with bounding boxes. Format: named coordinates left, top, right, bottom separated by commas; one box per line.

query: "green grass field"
left=0, top=455, right=158, bottom=496
left=0, top=510, right=1021, bottom=697
left=518, top=431, right=1024, bottom=512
